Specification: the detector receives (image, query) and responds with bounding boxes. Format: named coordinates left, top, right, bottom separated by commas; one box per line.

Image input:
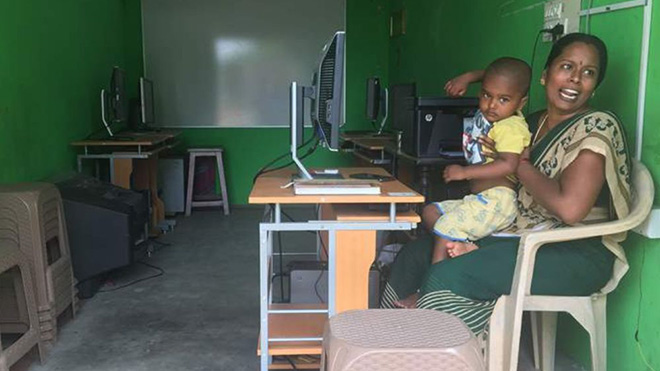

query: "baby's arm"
left=443, top=153, right=520, bottom=182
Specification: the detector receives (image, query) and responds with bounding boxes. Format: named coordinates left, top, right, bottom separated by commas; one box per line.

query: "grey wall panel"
left=142, top=0, right=345, bottom=127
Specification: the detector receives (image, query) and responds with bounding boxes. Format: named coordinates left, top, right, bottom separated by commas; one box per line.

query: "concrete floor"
left=12, top=207, right=586, bottom=371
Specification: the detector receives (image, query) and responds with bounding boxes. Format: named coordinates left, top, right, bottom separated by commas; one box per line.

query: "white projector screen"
left=142, top=0, right=345, bottom=128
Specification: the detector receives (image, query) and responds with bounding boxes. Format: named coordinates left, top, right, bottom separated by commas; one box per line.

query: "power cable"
left=528, top=24, right=564, bottom=115
left=634, top=246, right=657, bottom=371
left=98, top=261, right=164, bottom=293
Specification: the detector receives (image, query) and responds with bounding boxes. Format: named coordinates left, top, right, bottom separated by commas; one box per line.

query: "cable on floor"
left=97, top=261, right=164, bottom=293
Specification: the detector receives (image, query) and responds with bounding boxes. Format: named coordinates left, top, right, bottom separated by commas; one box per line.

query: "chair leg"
left=185, top=153, right=196, bottom=217
left=540, top=312, right=557, bottom=371
left=531, top=312, right=541, bottom=369
left=590, top=296, right=607, bottom=371
left=216, top=152, right=230, bottom=215
left=487, top=298, right=507, bottom=371
left=0, top=355, right=9, bottom=371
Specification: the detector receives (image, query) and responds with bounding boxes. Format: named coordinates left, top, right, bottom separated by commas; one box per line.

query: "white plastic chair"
left=487, top=159, right=654, bottom=371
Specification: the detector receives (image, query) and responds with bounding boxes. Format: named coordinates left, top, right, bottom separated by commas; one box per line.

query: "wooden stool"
left=321, top=309, right=484, bottom=371
left=0, top=245, right=45, bottom=371
left=185, top=148, right=230, bottom=216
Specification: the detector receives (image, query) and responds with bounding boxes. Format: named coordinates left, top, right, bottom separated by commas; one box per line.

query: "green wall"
left=380, top=0, right=660, bottom=369
left=0, top=0, right=143, bottom=184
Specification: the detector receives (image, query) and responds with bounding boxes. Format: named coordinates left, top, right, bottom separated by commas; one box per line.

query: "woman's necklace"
left=532, top=113, right=549, bottom=146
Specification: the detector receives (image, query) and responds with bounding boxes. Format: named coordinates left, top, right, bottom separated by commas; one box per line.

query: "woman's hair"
left=544, top=33, right=608, bottom=87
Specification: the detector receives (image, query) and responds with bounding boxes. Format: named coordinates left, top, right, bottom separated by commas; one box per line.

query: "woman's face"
left=542, top=42, right=600, bottom=115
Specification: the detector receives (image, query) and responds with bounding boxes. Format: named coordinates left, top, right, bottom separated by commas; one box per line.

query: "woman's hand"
left=444, top=75, right=470, bottom=97
left=443, top=165, right=466, bottom=182
left=444, top=70, right=485, bottom=97
left=478, top=135, right=499, bottom=160
left=519, top=147, right=531, bottom=163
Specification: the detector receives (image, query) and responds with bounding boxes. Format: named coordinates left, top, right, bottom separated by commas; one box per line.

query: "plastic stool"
left=185, top=148, right=229, bottom=216
left=0, top=183, right=77, bottom=351
left=0, top=245, right=45, bottom=371
left=321, top=309, right=484, bottom=371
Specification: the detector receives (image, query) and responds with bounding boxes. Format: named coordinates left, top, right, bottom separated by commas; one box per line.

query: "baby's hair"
left=484, top=57, right=532, bottom=95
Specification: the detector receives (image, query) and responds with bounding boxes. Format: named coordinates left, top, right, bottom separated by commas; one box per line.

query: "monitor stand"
left=100, top=89, right=114, bottom=137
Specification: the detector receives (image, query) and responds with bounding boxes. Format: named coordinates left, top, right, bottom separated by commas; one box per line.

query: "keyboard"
left=293, top=179, right=381, bottom=195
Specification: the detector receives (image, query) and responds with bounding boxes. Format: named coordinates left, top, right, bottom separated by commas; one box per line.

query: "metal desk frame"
left=258, top=202, right=416, bottom=370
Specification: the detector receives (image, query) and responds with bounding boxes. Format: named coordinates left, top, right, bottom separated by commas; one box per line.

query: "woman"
left=381, top=33, right=632, bottom=335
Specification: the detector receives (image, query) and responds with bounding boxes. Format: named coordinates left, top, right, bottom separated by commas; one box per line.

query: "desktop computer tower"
left=159, top=157, right=185, bottom=215
left=400, top=97, right=479, bottom=158
left=288, top=261, right=381, bottom=308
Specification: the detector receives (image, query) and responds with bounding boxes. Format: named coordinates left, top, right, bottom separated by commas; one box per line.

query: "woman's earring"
left=540, top=78, right=545, bottom=85
left=592, top=91, right=596, bottom=98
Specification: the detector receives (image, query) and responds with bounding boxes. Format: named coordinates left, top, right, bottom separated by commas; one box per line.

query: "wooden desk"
left=341, top=133, right=466, bottom=202
left=249, top=167, right=423, bottom=370
left=71, top=130, right=180, bottom=232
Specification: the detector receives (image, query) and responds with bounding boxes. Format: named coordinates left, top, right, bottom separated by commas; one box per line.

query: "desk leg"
left=112, top=159, right=133, bottom=189
left=334, top=230, right=377, bottom=314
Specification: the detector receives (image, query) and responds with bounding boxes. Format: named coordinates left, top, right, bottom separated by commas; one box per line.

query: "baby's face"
left=478, top=74, right=527, bottom=123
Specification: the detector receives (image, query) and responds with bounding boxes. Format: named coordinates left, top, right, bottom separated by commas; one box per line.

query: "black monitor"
left=311, top=31, right=345, bottom=151
left=289, top=82, right=314, bottom=179
left=365, top=77, right=388, bottom=133
left=100, top=66, right=127, bottom=137
left=140, top=77, right=155, bottom=126
left=290, top=31, right=346, bottom=179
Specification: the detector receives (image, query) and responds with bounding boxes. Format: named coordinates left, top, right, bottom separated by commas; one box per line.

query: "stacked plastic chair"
left=0, top=183, right=77, bottom=352
left=321, top=309, right=484, bottom=371
left=0, top=244, right=44, bottom=371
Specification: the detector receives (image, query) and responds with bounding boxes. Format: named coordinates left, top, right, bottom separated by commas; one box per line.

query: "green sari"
left=381, top=110, right=632, bottom=335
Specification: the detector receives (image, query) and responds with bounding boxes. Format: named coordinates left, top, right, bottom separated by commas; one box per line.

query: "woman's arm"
left=444, top=70, right=485, bottom=97
left=517, top=149, right=605, bottom=224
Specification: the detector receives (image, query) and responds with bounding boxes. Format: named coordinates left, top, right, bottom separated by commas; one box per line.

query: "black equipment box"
left=399, top=97, right=478, bottom=158
left=56, top=175, right=149, bottom=298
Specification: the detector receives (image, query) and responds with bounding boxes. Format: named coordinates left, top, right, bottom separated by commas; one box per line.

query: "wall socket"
left=543, top=0, right=580, bottom=42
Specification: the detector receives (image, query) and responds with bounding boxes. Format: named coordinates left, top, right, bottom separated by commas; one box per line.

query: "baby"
left=424, top=57, right=532, bottom=263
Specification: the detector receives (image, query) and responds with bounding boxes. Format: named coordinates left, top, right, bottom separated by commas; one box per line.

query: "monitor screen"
left=312, top=31, right=345, bottom=151
left=365, top=77, right=381, bottom=121
left=140, top=78, right=155, bottom=125
left=110, top=67, right=127, bottom=123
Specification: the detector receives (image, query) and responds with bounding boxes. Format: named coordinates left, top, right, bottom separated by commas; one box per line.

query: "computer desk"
left=70, top=130, right=180, bottom=233
left=249, top=167, right=424, bottom=370
left=341, top=133, right=466, bottom=202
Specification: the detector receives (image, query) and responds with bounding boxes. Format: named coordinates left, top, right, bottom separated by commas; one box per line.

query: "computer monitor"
left=311, top=31, right=345, bottom=151
left=290, top=31, right=346, bottom=179
left=100, top=66, right=127, bottom=137
left=290, top=81, right=314, bottom=179
left=365, top=77, right=388, bottom=134
left=140, top=77, right=155, bottom=126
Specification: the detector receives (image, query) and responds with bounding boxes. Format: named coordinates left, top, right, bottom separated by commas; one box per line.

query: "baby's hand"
left=443, top=165, right=466, bottom=182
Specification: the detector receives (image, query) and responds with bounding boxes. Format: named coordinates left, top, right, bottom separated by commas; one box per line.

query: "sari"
left=380, top=109, right=632, bottom=335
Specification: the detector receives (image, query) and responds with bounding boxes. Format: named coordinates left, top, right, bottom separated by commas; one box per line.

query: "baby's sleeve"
left=489, top=117, right=531, bottom=155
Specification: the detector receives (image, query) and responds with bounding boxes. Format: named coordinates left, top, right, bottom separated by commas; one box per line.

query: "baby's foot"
left=447, top=241, right=479, bottom=258
left=393, top=292, right=419, bottom=308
